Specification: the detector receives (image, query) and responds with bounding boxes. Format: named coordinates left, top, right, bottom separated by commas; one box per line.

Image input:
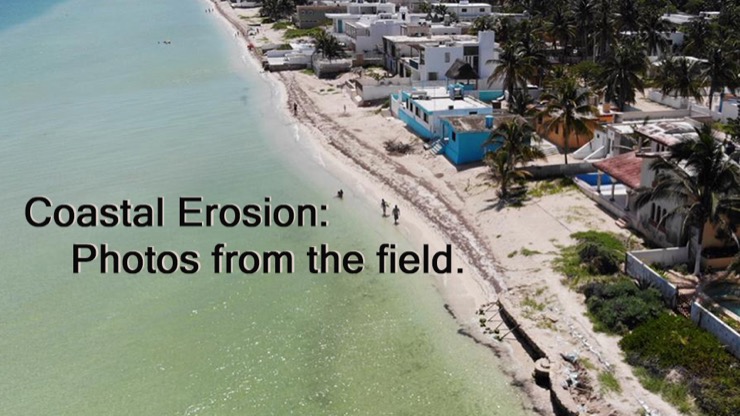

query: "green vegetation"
left=272, top=21, right=292, bottom=30
left=284, top=27, right=324, bottom=39
left=621, top=313, right=740, bottom=416
left=529, top=178, right=576, bottom=198
left=582, top=280, right=664, bottom=334
left=597, top=371, right=622, bottom=394
left=522, top=295, right=545, bottom=311
left=554, top=231, right=626, bottom=285
left=633, top=367, right=695, bottom=414
left=483, top=120, right=545, bottom=201
left=260, top=0, right=295, bottom=22
left=300, top=68, right=315, bottom=75
left=519, top=247, right=541, bottom=256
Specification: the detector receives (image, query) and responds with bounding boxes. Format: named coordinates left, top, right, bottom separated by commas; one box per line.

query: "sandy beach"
left=209, top=2, right=682, bottom=414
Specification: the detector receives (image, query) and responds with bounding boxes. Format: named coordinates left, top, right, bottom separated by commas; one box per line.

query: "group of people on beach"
left=336, top=192, right=400, bottom=224
left=205, top=8, right=214, bottom=13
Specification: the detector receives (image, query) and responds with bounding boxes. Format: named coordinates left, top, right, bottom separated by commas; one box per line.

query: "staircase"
left=669, top=271, right=699, bottom=317
left=425, top=138, right=447, bottom=155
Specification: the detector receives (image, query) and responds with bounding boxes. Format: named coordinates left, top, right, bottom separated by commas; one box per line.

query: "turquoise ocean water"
left=0, top=1, right=532, bottom=414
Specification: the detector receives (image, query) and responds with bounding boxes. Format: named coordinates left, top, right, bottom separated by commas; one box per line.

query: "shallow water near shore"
left=0, top=0, right=533, bottom=414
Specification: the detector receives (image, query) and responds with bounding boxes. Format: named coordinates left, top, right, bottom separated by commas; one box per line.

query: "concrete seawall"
left=498, top=297, right=580, bottom=416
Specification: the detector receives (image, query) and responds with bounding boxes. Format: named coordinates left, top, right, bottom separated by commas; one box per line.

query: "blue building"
left=439, top=114, right=526, bottom=165
left=391, top=85, right=493, bottom=140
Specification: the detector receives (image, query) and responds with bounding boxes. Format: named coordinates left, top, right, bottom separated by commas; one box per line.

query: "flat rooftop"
left=415, top=97, right=489, bottom=112
left=443, top=114, right=525, bottom=132
left=384, top=34, right=477, bottom=44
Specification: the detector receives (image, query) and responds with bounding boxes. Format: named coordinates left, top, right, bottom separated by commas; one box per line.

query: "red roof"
left=593, top=151, right=642, bottom=189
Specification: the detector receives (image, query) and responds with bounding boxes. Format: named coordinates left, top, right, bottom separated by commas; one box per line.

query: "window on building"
left=428, top=72, right=438, bottom=81
left=649, top=203, right=668, bottom=228
left=461, top=8, right=467, bottom=12
left=479, top=8, right=485, bottom=12
left=423, top=113, right=428, bottom=123
left=444, top=52, right=450, bottom=63
left=415, top=107, right=420, bottom=117
left=451, top=132, right=456, bottom=141
left=469, top=111, right=477, bottom=115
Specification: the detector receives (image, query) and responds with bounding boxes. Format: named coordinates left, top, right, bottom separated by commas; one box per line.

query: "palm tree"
left=593, top=0, right=616, bottom=59
left=545, top=7, right=575, bottom=60
left=313, top=31, right=345, bottom=62
left=572, top=0, right=596, bottom=58
left=637, top=9, right=669, bottom=57
left=487, top=42, right=534, bottom=105
left=539, top=77, right=597, bottom=164
left=635, top=125, right=740, bottom=275
left=260, top=0, right=295, bottom=22
left=417, top=1, right=432, bottom=14
left=652, top=56, right=707, bottom=108
left=597, top=39, right=648, bottom=111
left=483, top=121, right=545, bottom=199
left=704, top=45, right=739, bottom=111
left=492, top=16, right=514, bottom=44
left=615, top=0, right=639, bottom=33
left=681, top=19, right=713, bottom=58
left=471, top=16, right=496, bottom=35
left=508, top=89, right=537, bottom=117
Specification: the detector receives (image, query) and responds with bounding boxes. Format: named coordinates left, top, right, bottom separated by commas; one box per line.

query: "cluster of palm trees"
left=486, top=0, right=739, bottom=113
left=260, top=0, right=298, bottom=22
left=417, top=3, right=459, bottom=24
left=481, top=1, right=740, bottom=206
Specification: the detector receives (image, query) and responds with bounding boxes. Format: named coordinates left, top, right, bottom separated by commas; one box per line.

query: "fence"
left=625, top=251, right=681, bottom=308
left=691, top=301, right=740, bottom=359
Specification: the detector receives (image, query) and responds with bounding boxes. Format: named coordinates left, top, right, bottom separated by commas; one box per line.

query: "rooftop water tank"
left=485, top=115, right=494, bottom=129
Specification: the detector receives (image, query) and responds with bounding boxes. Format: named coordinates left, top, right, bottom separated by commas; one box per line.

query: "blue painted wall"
left=399, top=108, right=432, bottom=139
left=441, top=120, right=502, bottom=165
left=478, top=90, right=505, bottom=102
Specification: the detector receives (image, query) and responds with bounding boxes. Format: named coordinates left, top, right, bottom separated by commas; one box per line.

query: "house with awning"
left=584, top=118, right=739, bottom=269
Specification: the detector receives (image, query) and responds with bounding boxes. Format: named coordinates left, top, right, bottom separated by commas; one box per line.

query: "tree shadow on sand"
left=480, top=185, right=529, bottom=212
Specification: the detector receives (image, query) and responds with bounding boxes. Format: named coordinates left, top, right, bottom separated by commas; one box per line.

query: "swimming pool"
left=704, top=281, right=740, bottom=316
left=576, top=172, right=617, bottom=186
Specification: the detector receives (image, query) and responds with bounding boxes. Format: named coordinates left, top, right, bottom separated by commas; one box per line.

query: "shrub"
left=383, top=140, right=413, bottom=155
left=272, top=21, right=292, bottom=30
left=582, top=280, right=664, bottom=334
left=554, top=231, right=626, bottom=284
left=574, top=231, right=625, bottom=275
left=284, top=27, right=324, bottom=39
left=620, top=313, right=740, bottom=416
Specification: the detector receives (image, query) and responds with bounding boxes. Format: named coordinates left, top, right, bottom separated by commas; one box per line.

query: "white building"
left=430, top=1, right=492, bottom=22
left=327, top=0, right=397, bottom=35
left=385, top=31, right=498, bottom=84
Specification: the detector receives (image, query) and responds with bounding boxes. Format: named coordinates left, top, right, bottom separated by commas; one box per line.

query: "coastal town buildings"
left=383, top=31, right=498, bottom=84
left=391, top=85, right=493, bottom=139
left=577, top=118, right=739, bottom=270
left=440, top=114, right=527, bottom=165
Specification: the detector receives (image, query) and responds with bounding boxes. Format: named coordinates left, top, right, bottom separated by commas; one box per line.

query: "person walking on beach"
left=337, top=189, right=344, bottom=199
left=381, top=199, right=389, bottom=217
left=293, top=102, right=298, bottom=116
left=392, top=205, right=400, bottom=225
